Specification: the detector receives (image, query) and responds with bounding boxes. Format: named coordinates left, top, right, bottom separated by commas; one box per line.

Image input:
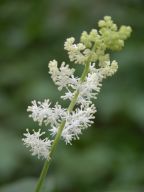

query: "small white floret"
left=22, top=129, right=52, bottom=159
left=48, top=60, right=75, bottom=90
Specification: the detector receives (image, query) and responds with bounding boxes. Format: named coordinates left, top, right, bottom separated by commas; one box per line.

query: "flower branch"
left=22, top=16, right=132, bottom=192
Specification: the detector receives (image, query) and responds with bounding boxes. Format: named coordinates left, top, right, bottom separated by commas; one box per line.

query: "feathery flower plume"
left=23, top=16, right=132, bottom=160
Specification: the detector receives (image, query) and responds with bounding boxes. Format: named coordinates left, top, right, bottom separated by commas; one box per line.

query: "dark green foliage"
left=0, top=0, right=144, bottom=191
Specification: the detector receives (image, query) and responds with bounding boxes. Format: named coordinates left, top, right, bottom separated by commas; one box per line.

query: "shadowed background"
left=0, top=0, right=144, bottom=192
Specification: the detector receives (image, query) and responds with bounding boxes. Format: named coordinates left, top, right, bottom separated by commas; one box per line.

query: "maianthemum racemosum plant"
left=22, top=16, right=132, bottom=192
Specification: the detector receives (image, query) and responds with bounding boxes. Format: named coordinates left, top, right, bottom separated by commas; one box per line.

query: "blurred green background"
left=0, top=0, right=144, bottom=192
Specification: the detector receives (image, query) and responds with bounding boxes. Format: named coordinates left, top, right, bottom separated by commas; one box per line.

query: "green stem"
left=35, top=60, right=90, bottom=192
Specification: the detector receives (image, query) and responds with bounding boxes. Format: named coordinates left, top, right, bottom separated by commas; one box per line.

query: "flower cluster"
left=49, top=60, right=75, bottom=90
left=61, top=104, right=96, bottom=144
left=22, top=129, right=52, bottom=159
left=23, top=16, right=132, bottom=159
left=27, top=100, right=66, bottom=126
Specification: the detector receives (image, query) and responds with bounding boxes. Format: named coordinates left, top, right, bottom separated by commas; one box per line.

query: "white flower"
left=27, top=100, right=66, bottom=126
left=27, top=99, right=51, bottom=126
left=61, top=71, right=102, bottom=105
left=78, top=72, right=102, bottom=103
left=62, top=104, right=96, bottom=144
left=99, top=60, right=118, bottom=78
left=51, top=102, right=66, bottom=125
left=22, top=129, right=52, bottom=159
left=49, top=60, right=75, bottom=90
left=49, top=103, right=96, bottom=144
left=61, top=89, right=74, bottom=101
left=64, top=37, right=87, bottom=64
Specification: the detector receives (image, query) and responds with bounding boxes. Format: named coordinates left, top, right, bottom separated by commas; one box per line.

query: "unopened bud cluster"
left=22, top=16, right=132, bottom=159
